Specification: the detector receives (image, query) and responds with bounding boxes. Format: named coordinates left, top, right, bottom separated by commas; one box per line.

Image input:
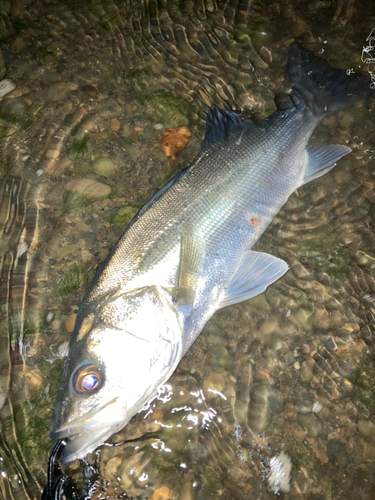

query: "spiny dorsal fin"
left=199, top=106, right=251, bottom=155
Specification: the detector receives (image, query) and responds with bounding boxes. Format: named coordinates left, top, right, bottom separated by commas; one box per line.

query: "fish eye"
left=73, top=364, right=103, bottom=395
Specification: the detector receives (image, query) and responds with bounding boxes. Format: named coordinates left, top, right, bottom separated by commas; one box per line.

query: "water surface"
left=0, top=1, right=374, bottom=499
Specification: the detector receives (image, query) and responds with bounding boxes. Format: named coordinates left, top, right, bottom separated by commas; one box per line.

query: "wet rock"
left=179, top=482, right=194, bottom=500
left=248, top=384, right=283, bottom=433
left=341, top=420, right=357, bottom=439
left=292, top=422, right=306, bottom=442
left=267, top=451, right=292, bottom=493
left=327, top=439, right=346, bottom=463
left=112, top=205, right=139, bottom=228
left=330, top=310, right=345, bottom=328
left=148, top=486, right=173, bottom=500
left=0, top=49, right=6, bottom=80
left=111, top=118, right=120, bottom=131
left=291, top=261, right=311, bottom=279
left=363, top=442, right=375, bottom=462
left=185, top=440, right=209, bottom=462
left=57, top=243, right=79, bottom=259
left=313, top=308, right=330, bottom=330
left=93, top=157, right=116, bottom=177
left=300, top=357, right=315, bottom=383
left=315, top=448, right=329, bottom=464
left=42, top=72, right=62, bottom=84
left=57, top=341, right=69, bottom=358
left=211, top=345, right=233, bottom=370
left=358, top=420, right=375, bottom=438
left=0, top=392, right=7, bottom=410
left=356, top=251, right=375, bottom=269
left=97, top=98, right=123, bottom=118
left=65, top=314, right=77, bottom=333
left=0, top=79, right=16, bottom=97
left=173, top=386, right=191, bottom=405
left=42, top=157, right=72, bottom=176
left=65, top=178, right=111, bottom=198
left=47, top=82, right=78, bottom=102
left=311, top=401, right=323, bottom=414
left=126, top=144, right=143, bottom=162
left=22, top=367, right=44, bottom=392
left=259, top=317, right=279, bottom=336
left=295, top=402, right=312, bottom=414
left=46, top=149, right=60, bottom=160
left=78, top=84, right=97, bottom=102
left=299, top=414, right=322, bottom=437
left=1, top=96, right=27, bottom=116
left=248, top=293, right=270, bottom=312
left=202, top=372, right=225, bottom=400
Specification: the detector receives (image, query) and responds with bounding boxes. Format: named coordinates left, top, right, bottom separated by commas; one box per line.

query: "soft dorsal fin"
left=199, top=106, right=250, bottom=155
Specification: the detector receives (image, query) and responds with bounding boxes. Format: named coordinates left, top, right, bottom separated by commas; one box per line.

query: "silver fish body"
left=50, top=42, right=371, bottom=463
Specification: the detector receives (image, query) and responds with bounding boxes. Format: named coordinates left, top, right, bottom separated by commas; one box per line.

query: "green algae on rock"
left=111, top=205, right=139, bottom=228
left=143, top=94, right=189, bottom=128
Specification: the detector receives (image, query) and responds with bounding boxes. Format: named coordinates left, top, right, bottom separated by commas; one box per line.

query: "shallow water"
left=0, top=1, right=374, bottom=499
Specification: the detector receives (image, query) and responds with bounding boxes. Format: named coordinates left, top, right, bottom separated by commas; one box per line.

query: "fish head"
left=50, top=285, right=183, bottom=463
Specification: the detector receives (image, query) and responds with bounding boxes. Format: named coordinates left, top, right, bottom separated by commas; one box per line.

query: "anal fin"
left=219, top=251, right=288, bottom=309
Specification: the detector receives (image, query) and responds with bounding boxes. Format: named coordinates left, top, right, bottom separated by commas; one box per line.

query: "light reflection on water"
left=0, top=0, right=374, bottom=499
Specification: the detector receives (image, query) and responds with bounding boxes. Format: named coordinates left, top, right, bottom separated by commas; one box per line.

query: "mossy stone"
left=112, top=205, right=139, bottom=228
left=143, top=94, right=189, bottom=128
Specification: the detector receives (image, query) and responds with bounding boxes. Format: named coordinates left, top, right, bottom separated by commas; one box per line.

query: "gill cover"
left=50, top=285, right=183, bottom=463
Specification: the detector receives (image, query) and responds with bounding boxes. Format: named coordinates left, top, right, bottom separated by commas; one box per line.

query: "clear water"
left=0, top=1, right=374, bottom=499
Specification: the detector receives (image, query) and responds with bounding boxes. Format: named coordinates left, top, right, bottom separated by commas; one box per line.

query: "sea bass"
left=50, top=42, right=371, bottom=463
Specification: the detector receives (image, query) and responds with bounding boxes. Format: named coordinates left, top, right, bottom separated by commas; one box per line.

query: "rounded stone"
left=65, top=178, right=111, bottom=198
left=0, top=79, right=16, bottom=97
left=65, top=314, right=77, bottom=333
left=299, top=414, right=322, bottom=437
left=112, top=205, right=139, bottom=227
left=1, top=96, right=27, bottom=116
left=148, top=486, right=173, bottom=500
left=93, top=157, right=116, bottom=177
left=47, top=83, right=78, bottom=102
left=111, top=118, right=120, bottom=131
left=179, top=482, right=194, bottom=500
left=202, top=372, right=225, bottom=400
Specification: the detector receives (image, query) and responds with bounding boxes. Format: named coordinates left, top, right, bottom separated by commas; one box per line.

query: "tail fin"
left=287, top=42, right=372, bottom=116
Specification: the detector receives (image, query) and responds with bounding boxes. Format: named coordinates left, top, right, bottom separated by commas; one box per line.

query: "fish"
left=50, top=42, right=371, bottom=463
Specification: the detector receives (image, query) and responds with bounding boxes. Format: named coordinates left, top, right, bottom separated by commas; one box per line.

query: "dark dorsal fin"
left=199, top=106, right=250, bottom=155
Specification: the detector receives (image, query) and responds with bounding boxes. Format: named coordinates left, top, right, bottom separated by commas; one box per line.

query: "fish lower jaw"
left=50, top=422, right=126, bottom=464
left=49, top=428, right=79, bottom=441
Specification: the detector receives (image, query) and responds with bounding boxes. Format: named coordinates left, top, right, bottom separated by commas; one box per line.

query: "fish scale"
left=50, top=42, right=372, bottom=464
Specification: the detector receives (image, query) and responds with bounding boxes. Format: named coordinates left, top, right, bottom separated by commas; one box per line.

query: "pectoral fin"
left=219, top=251, right=288, bottom=309
left=302, top=144, right=351, bottom=184
left=176, top=224, right=206, bottom=307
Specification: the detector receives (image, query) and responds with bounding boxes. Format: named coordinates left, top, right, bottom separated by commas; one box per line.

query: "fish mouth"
left=50, top=423, right=124, bottom=463
left=50, top=397, right=125, bottom=463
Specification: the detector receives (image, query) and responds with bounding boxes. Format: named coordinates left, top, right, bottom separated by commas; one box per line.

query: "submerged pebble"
left=0, top=78, right=16, bottom=97
left=65, top=178, right=111, bottom=198
left=267, top=451, right=292, bottom=493
left=148, top=486, right=173, bottom=499
left=202, top=372, right=225, bottom=400
left=93, top=157, right=116, bottom=177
